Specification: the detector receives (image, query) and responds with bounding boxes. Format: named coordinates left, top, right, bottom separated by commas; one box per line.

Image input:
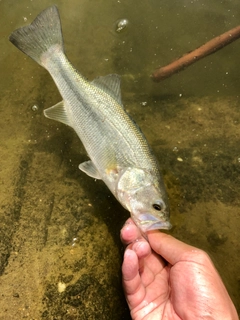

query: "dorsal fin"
left=92, top=74, right=123, bottom=106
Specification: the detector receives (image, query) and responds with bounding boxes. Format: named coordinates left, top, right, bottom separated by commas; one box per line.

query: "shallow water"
left=0, top=0, right=240, bottom=319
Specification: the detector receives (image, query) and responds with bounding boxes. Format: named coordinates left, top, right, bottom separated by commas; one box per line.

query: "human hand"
left=121, top=218, right=238, bottom=320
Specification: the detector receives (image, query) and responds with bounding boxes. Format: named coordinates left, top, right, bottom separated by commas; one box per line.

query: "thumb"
left=147, top=230, right=198, bottom=265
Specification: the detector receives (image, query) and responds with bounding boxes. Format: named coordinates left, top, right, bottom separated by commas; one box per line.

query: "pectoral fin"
left=44, top=100, right=72, bottom=127
left=79, top=161, right=101, bottom=179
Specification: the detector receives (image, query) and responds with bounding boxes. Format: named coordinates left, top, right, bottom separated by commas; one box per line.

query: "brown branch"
left=152, top=25, right=240, bottom=82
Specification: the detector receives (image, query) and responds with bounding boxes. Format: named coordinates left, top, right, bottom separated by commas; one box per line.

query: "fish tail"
left=9, top=6, right=64, bottom=66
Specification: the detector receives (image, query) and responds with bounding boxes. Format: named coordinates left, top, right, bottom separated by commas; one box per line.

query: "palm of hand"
left=123, top=242, right=185, bottom=320
left=129, top=250, right=170, bottom=319
left=121, top=219, right=238, bottom=320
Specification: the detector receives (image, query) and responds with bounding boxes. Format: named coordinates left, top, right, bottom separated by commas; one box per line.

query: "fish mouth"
left=146, top=220, right=172, bottom=231
left=134, top=213, right=172, bottom=232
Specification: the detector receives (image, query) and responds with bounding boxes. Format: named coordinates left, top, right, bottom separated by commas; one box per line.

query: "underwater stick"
left=152, top=25, right=240, bottom=82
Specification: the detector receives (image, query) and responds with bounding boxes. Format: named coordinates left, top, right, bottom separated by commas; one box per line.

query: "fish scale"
left=9, top=5, right=171, bottom=232
left=45, top=51, right=154, bottom=171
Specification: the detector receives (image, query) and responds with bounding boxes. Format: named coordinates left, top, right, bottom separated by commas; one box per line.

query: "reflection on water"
left=0, top=0, right=240, bottom=318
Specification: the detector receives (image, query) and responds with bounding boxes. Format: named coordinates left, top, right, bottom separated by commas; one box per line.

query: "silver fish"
left=9, top=6, right=171, bottom=232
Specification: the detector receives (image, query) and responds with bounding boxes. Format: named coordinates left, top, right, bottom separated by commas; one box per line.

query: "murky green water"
left=0, top=0, right=240, bottom=319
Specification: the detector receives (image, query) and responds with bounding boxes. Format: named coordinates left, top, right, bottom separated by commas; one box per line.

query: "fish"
left=9, top=5, right=172, bottom=232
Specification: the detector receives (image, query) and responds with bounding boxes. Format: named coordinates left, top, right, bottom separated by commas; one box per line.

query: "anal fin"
left=44, top=100, right=72, bottom=127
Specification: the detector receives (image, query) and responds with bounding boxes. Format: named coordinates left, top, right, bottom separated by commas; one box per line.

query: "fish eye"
left=152, top=203, right=162, bottom=211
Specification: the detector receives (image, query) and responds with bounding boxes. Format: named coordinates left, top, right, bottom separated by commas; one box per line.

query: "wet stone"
left=207, top=231, right=228, bottom=246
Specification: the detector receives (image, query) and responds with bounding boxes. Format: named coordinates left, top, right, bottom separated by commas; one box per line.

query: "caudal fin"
left=9, top=6, right=64, bottom=66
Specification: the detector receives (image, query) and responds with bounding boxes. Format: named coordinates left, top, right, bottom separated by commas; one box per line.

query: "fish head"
left=117, top=167, right=172, bottom=232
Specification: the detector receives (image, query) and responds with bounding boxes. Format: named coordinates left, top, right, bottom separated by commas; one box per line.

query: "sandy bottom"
left=0, top=83, right=239, bottom=319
